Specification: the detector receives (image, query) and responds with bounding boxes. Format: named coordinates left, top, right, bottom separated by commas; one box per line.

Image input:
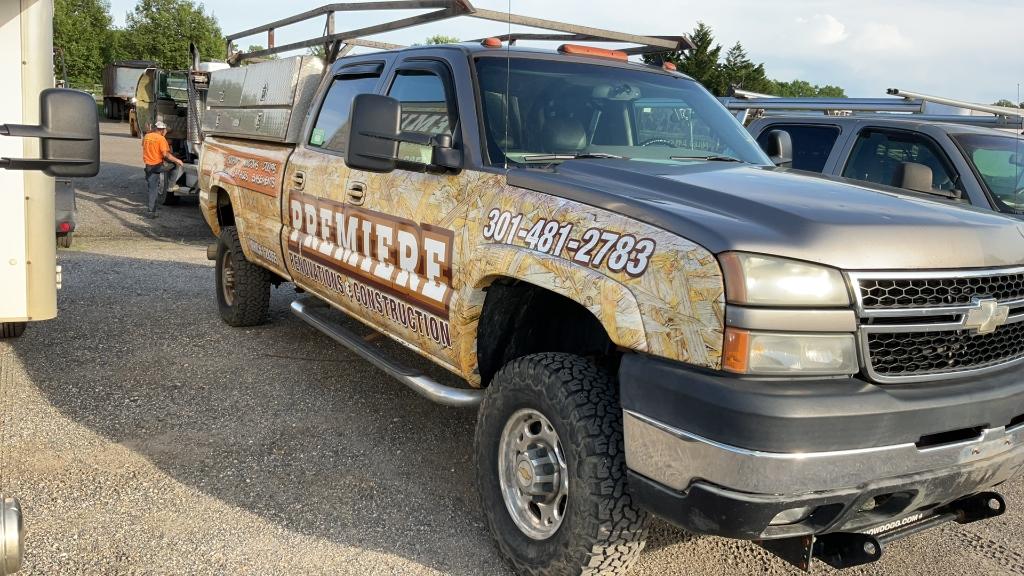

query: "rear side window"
left=842, top=129, right=959, bottom=192
left=757, top=124, right=840, bottom=173
left=309, top=72, right=381, bottom=154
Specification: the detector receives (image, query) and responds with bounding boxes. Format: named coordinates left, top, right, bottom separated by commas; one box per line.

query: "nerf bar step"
left=290, top=297, right=483, bottom=408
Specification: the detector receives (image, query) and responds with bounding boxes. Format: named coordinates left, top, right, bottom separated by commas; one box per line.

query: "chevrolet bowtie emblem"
left=962, top=298, right=1010, bottom=334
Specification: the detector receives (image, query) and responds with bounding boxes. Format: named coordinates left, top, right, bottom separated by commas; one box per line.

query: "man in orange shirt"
left=142, top=121, right=184, bottom=219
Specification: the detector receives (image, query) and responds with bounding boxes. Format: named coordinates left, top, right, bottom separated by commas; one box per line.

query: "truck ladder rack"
left=722, top=87, right=1024, bottom=129
left=225, top=0, right=692, bottom=64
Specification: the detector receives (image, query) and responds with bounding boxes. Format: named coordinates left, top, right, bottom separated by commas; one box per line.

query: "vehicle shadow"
left=8, top=249, right=511, bottom=575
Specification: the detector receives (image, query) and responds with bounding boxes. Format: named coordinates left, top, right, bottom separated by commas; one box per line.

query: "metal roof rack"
left=224, top=0, right=693, bottom=64
left=721, top=87, right=1024, bottom=130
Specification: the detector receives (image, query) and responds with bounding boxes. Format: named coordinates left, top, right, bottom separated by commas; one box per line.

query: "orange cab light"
left=481, top=37, right=503, bottom=48
left=557, top=44, right=628, bottom=61
left=723, top=328, right=751, bottom=374
left=663, top=61, right=677, bottom=71
left=59, top=222, right=72, bottom=233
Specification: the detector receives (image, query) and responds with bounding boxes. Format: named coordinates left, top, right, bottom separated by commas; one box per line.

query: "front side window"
left=757, top=124, right=840, bottom=173
left=388, top=70, right=454, bottom=163
left=953, top=132, right=1024, bottom=213
left=158, top=71, right=188, bottom=103
left=474, top=56, right=770, bottom=166
left=842, top=129, right=959, bottom=192
left=309, top=72, right=381, bottom=154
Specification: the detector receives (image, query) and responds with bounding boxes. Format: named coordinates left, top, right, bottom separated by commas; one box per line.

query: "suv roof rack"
left=721, top=87, right=1024, bottom=130
left=224, top=0, right=693, bottom=64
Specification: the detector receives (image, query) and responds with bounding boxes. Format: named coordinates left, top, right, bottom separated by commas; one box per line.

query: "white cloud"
left=852, top=22, right=913, bottom=52
left=795, top=14, right=849, bottom=46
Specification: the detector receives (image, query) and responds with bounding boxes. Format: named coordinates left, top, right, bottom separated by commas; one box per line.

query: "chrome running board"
left=290, top=297, right=483, bottom=408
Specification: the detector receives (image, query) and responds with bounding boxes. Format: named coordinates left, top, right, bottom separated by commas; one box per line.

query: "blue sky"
left=108, top=0, right=1022, bottom=104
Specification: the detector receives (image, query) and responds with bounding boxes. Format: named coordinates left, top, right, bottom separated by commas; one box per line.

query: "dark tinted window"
left=309, top=73, right=380, bottom=153
left=842, top=129, right=958, bottom=192
left=757, top=124, right=840, bottom=173
left=388, top=70, right=453, bottom=162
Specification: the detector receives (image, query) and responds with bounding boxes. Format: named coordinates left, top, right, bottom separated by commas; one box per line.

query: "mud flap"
left=757, top=492, right=1006, bottom=571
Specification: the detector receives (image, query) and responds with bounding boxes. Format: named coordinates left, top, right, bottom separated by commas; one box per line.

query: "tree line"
left=646, top=22, right=846, bottom=97
left=54, top=0, right=224, bottom=87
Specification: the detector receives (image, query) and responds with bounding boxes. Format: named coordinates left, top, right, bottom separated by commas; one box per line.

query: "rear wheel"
left=0, top=322, right=27, bottom=339
left=215, top=226, right=271, bottom=327
left=475, top=353, right=650, bottom=576
left=57, top=233, right=73, bottom=249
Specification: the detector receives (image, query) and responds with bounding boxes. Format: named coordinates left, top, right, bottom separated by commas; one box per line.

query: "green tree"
left=425, top=34, right=460, bottom=45
left=245, top=44, right=278, bottom=59
left=54, top=0, right=113, bottom=85
left=769, top=80, right=845, bottom=97
left=122, top=0, right=225, bottom=69
left=720, top=42, right=771, bottom=94
left=994, top=99, right=1019, bottom=108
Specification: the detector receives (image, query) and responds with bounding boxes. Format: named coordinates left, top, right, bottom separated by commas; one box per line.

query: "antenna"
left=503, top=0, right=511, bottom=170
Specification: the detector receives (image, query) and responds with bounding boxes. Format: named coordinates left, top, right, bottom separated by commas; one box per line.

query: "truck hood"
left=508, top=160, right=1024, bottom=270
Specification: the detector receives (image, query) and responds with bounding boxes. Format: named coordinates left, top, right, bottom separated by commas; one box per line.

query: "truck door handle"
left=347, top=183, right=366, bottom=205
left=291, top=171, right=305, bottom=191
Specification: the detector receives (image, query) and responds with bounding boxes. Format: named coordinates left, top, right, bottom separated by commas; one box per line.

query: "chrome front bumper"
left=1, top=497, right=22, bottom=575
left=624, top=410, right=1024, bottom=496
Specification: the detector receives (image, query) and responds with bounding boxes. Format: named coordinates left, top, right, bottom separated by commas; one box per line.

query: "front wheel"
left=215, top=226, right=271, bottom=327
left=57, top=233, right=73, bottom=249
left=475, top=353, right=650, bottom=576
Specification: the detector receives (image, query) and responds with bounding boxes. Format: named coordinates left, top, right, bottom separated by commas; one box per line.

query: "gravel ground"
left=1, top=121, right=1023, bottom=575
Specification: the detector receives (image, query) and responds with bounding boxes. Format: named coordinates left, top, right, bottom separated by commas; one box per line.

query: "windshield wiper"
left=520, top=152, right=625, bottom=163
left=669, top=155, right=744, bottom=163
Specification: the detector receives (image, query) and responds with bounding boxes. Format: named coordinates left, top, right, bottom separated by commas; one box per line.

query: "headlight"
left=719, top=252, right=850, bottom=307
left=131, top=97, right=137, bottom=103
left=724, top=328, right=859, bottom=376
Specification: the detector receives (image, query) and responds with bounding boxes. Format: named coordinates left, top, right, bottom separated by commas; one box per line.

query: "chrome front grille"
left=850, top=267, right=1024, bottom=383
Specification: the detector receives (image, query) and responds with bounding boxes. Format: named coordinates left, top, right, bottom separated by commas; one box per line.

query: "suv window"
left=843, top=129, right=959, bottom=192
left=309, top=72, right=381, bottom=154
left=757, top=124, right=840, bottom=173
left=388, top=70, right=453, bottom=163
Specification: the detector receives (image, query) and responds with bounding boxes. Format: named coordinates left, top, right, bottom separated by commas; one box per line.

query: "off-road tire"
left=57, top=233, right=73, bottom=249
left=0, top=322, right=27, bottom=339
left=475, top=353, right=650, bottom=576
left=216, top=226, right=271, bottom=327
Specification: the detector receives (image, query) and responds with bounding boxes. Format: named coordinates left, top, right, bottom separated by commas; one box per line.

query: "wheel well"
left=476, top=279, right=616, bottom=386
left=214, top=186, right=235, bottom=228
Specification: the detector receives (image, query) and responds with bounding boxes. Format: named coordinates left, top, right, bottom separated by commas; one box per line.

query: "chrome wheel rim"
left=221, top=249, right=236, bottom=306
left=498, top=408, right=569, bottom=540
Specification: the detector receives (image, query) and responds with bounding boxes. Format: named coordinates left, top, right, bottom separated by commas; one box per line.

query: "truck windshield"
left=475, top=56, right=770, bottom=166
left=953, top=133, right=1024, bottom=213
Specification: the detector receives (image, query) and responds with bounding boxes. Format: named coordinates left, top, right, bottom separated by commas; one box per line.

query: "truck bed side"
left=199, top=136, right=294, bottom=280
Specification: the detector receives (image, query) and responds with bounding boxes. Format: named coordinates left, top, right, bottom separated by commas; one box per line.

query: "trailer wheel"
left=216, top=226, right=271, bottom=327
left=475, top=353, right=650, bottom=576
left=0, top=322, right=27, bottom=339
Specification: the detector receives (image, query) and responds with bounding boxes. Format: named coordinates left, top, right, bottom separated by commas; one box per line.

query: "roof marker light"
left=557, top=44, right=628, bottom=61
left=481, top=37, right=502, bottom=48
left=663, top=61, right=677, bottom=71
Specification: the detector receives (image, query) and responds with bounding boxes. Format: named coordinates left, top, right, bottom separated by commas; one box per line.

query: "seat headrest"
left=541, top=116, right=587, bottom=153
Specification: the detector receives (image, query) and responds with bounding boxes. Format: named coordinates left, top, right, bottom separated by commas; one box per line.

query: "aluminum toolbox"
left=203, top=56, right=323, bottom=143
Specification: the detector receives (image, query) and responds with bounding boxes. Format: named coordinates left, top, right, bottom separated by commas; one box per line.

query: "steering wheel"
left=640, top=138, right=676, bottom=148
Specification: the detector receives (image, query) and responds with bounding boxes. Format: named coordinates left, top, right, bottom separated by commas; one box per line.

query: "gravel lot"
left=1, top=121, right=1023, bottom=575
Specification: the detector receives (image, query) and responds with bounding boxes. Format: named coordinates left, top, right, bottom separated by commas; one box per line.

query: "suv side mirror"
left=761, top=129, right=793, bottom=168
left=345, top=93, right=462, bottom=173
left=0, top=89, right=100, bottom=178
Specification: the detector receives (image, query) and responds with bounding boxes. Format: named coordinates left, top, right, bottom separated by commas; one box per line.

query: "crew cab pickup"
left=748, top=115, right=1024, bottom=217
left=197, top=39, right=1024, bottom=575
